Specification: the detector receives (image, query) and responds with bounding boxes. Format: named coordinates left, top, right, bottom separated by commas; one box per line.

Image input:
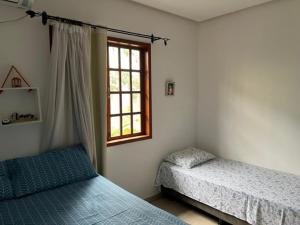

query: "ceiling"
left=130, top=0, right=274, bottom=22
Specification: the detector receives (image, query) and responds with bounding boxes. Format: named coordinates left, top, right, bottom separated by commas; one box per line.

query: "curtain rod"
left=26, top=10, right=170, bottom=46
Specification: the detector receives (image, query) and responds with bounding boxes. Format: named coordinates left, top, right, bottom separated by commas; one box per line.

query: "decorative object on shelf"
left=10, top=112, right=37, bottom=123
left=13, top=113, right=37, bottom=123
left=11, top=112, right=19, bottom=121
left=1, top=119, right=11, bottom=125
left=166, top=80, right=175, bottom=96
left=0, top=65, right=31, bottom=94
left=12, top=77, right=22, bottom=88
left=1, top=112, right=38, bottom=126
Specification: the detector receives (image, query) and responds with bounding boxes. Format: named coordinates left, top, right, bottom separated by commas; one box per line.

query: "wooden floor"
left=151, top=197, right=219, bottom=225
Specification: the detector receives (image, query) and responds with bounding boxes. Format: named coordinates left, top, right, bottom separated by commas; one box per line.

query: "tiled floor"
left=151, top=197, right=219, bottom=225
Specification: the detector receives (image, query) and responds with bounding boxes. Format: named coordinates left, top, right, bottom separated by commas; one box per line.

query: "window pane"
left=132, top=72, right=140, bottom=91
left=121, top=71, right=130, bottom=92
left=111, top=116, right=120, bottom=137
left=132, top=93, right=141, bottom=112
left=133, top=114, right=141, bottom=134
left=110, top=94, right=120, bottom=114
left=109, top=47, right=119, bottom=69
left=132, top=50, right=140, bottom=70
left=122, top=94, right=131, bottom=113
left=109, top=71, right=119, bottom=92
left=122, top=115, right=131, bottom=135
left=121, top=48, right=130, bottom=69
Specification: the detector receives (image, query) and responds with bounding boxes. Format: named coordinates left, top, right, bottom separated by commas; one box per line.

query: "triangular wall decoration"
left=0, top=66, right=31, bottom=94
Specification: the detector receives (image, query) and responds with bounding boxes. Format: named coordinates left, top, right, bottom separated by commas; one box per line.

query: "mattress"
left=155, top=158, right=300, bottom=225
left=0, top=176, right=187, bottom=225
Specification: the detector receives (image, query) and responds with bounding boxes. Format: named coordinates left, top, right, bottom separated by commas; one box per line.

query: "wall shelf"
left=0, top=87, right=42, bottom=127
left=0, top=87, right=33, bottom=91
left=1, top=119, right=42, bottom=127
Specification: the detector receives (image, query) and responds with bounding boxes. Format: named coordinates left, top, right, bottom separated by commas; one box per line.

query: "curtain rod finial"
left=164, top=39, right=168, bottom=46
left=26, top=10, right=36, bottom=18
left=42, top=11, right=48, bottom=25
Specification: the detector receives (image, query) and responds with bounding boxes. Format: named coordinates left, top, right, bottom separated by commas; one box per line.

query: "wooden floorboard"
left=150, top=197, right=221, bottom=225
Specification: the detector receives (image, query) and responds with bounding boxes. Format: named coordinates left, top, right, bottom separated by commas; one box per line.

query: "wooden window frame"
left=107, top=37, right=152, bottom=146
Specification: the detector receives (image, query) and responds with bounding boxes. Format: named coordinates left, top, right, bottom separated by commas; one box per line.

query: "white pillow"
left=164, top=147, right=216, bottom=169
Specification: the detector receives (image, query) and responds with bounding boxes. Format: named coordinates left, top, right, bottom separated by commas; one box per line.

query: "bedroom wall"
left=0, top=8, right=49, bottom=159
left=196, top=0, right=300, bottom=176
left=0, top=0, right=198, bottom=198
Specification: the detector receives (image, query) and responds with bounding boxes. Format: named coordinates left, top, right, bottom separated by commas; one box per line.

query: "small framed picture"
left=166, top=81, right=175, bottom=96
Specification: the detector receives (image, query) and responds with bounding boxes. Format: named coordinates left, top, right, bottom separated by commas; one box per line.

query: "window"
left=107, top=37, right=152, bottom=146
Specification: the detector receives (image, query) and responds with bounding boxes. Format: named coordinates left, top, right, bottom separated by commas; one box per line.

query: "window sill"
left=107, top=134, right=152, bottom=147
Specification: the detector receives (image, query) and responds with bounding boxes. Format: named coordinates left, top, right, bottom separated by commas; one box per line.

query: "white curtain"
left=41, top=22, right=107, bottom=172
left=91, top=29, right=108, bottom=173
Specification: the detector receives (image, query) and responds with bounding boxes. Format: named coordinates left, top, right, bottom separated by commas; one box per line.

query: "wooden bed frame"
left=161, top=186, right=250, bottom=225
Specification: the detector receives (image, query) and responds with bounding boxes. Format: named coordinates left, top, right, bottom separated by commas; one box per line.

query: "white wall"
left=0, top=7, right=49, bottom=159
left=0, top=0, right=198, bottom=198
left=197, top=0, right=300, bottom=176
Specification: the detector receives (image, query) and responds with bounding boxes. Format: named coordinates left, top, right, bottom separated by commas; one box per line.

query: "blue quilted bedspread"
left=0, top=176, right=186, bottom=225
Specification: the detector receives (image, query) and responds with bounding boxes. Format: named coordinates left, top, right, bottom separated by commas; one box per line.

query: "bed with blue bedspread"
left=0, top=145, right=186, bottom=225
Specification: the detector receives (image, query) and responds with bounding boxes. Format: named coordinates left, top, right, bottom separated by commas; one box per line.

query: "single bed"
left=155, top=158, right=300, bottom=225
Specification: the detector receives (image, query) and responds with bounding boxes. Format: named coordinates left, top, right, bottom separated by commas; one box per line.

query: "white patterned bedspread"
left=155, top=158, right=300, bottom=225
